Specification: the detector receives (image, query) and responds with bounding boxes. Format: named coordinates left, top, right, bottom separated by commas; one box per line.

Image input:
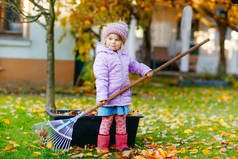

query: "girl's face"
left=105, top=33, right=123, bottom=51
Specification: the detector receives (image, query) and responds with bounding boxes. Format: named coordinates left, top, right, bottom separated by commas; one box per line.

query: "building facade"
left=1, top=2, right=237, bottom=86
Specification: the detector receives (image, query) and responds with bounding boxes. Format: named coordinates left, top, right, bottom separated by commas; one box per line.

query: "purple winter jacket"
left=93, top=43, right=152, bottom=107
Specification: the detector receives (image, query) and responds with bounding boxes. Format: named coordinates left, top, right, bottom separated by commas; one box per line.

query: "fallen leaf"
left=47, top=141, right=53, bottom=149
left=2, top=145, right=14, bottom=151
left=32, top=140, right=41, bottom=144
left=157, top=148, right=167, bottom=158
left=202, top=149, right=211, bottom=155
left=11, top=149, right=17, bottom=152
left=121, top=150, right=132, bottom=158
left=34, top=152, right=41, bottom=157
left=189, top=148, right=198, bottom=154
left=51, top=153, right=58, bottom=156
left=3, top=119, right=10, bottom=124
left=96, top=147, right=108, bottom=155
left=71, top=153, right=84, bottom=158
left=184, top=129, right=193, bottom=134
left=84, top=152, right=93, bottom=157
left=28, top=144, right=38, bottom=149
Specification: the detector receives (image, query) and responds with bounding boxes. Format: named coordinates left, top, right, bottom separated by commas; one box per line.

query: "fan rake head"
left=33, top=117, right=78, bottom=153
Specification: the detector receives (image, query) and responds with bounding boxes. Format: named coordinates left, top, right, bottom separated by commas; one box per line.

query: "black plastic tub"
left=47, top=110, right=143, bottom=148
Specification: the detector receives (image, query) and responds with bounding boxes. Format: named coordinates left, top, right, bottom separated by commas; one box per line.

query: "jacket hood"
left=96, top=42, right=128, bottom=55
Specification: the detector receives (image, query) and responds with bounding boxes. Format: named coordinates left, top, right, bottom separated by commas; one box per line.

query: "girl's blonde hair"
left=104, top=33, right=123, bottom=50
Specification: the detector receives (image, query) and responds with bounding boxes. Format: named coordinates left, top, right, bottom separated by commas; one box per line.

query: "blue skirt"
left=98, top=105, right=130, bottom=116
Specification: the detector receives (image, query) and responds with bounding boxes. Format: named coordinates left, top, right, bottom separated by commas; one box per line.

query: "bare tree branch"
left=229, top=25, right=238, bottom=32
left=89, top=28, right=100, bottom=39
left=193, top=8, right=217, bottom=29
left=29, top=0, right=49, bottom=12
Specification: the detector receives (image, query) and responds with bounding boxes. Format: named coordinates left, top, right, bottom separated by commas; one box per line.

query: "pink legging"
left=99, top=115, right=127, bottom=135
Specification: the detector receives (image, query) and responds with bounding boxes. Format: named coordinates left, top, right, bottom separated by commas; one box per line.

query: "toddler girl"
left=93, top=21, right=153, bottom=152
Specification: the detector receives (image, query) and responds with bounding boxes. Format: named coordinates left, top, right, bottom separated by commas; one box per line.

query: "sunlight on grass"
left=0, top=86, right=238, bottom=158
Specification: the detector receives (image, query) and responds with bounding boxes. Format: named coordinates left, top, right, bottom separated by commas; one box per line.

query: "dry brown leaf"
left=71, top=153, right=84, bottom=158
left=35, top=125, right=47, bottom=139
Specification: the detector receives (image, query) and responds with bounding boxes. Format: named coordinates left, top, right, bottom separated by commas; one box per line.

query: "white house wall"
left=0, top=21, right=75, bottom=86
left=0, top=22, right=75, bottom=60
left=196, top=23, right=238, bottom=75
left=150, top=6, right=178, bottom=57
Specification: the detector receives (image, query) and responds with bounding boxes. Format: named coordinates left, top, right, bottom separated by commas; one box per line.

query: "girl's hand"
left=99, top=100, right=107, bottom=106
left=145, top=71, right=153, bottom=78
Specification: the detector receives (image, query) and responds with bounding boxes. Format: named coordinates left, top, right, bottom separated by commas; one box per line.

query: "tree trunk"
left=141, top=22, right=152, bottom=67
left=46, top=0, right=56, bottom=112
left=217, top=23, right=227, bottom=76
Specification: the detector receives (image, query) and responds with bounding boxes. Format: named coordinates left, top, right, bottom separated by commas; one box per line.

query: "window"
left=0, top=0, right=23, bottom=37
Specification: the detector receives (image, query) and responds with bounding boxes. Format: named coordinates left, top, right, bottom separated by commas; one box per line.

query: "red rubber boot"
left=97, top=134, right=110, bottom=152
left=116, top=133, right=130, bottom=152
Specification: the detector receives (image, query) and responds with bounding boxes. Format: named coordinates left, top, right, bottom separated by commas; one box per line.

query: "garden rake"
left=33, top=38, right=209, bottom=152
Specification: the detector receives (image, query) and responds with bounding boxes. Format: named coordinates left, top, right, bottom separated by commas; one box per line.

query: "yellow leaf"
left=157, top=148, right=167, bottom=158
left=51, top=153, right=58, bottom=156
left=135, top=156, right=146, bottom=159
left=13, top=143, right=20, bottom=147
left=23, top=132, right=30, bottom=135
left=147, top=136, right=153, bottom=140
left=28, top=144, right=38, bottom=149
left=189, top=148, right=198, bottom=153
left=47, top=141, right=53, bottom=149
left=202, top=149, right=211, bottom=155
left=84, top=152, right=93, bottom=157
left=184, top=129, right=193, bottom=134
left=11, top=149, right=17, bottom=152
left=34, top=152, right=41, bottom=157
left=3, top=119, right=10, bottom=124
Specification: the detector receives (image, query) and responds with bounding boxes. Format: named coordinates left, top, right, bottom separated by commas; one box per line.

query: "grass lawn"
left=0, top=82, right=238, bottom=158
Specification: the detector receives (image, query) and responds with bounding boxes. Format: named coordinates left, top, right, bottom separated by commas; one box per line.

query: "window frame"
left=0, top=0, right=23, bottom=37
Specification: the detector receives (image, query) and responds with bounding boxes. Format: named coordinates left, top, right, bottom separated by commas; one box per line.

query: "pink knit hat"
left=101, top=21, right=128, bottom=43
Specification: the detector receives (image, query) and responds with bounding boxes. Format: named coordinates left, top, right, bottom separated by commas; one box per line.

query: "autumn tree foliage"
left=57, top=0, right=156, bottom=63
left=158, top=0, right=238, bottom=75
left=58, top=0, right=238, bottom=75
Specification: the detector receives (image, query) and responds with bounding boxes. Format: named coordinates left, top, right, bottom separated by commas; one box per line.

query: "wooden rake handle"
left=84, top=38, right=210, bottom=116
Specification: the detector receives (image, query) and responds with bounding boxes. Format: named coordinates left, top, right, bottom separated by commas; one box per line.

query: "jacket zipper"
left=117, top=52, right=124, bottom=105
